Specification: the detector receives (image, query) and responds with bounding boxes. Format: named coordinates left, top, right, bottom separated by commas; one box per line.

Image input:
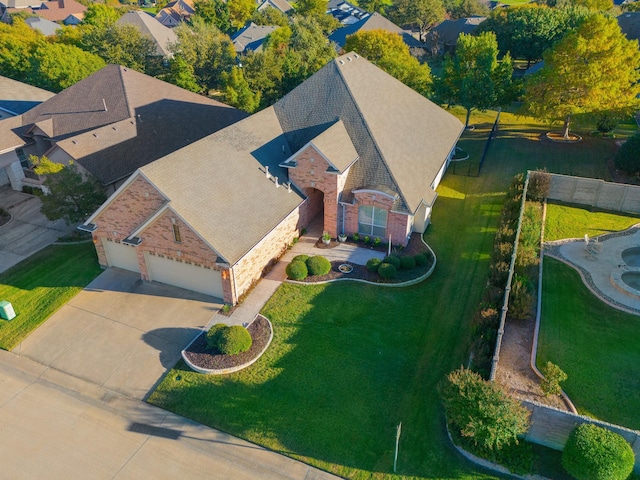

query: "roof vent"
left=354, top=53, right=359, bottom=59
left=93, top=133, right=97, bottom=137
left=339, top=60, right=344, bottom=65
left=102, top=98, right=108, bottom=112
left=275, top=176, right=279, bottom=188
left=265, top=165, right=270, bottom=178
left=287, top=182, right=292, bottom=193
left=347, top=56, right=352, bottom=61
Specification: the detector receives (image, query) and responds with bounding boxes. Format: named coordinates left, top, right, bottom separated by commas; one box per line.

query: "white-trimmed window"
left=358, top=205, right=387, bottom=237
left=172, top=224, right=181, bottom=243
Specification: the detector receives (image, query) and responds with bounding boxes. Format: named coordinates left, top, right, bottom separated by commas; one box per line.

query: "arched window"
left=358, top=205, right=387, bottom=237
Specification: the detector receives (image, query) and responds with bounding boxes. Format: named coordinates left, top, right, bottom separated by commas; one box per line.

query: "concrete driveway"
left=0, top=351, right=339, bottom=480
left=13, top=268, right=221, bottom=400
left=0, top=186, right=76, bottom=274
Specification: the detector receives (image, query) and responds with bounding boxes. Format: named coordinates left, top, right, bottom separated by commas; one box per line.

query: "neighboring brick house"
left=0, top=65, right=247, bottom=193
left=81, top=53, right=463, bottom=304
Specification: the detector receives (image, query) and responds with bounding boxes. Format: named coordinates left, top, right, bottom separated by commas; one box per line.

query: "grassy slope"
left=544, top=203, right=640, bottom=241
left=149, top=109, right=622, bottom=479
left=0, top=243, right=102, bottom=350
left=538, top=258, right=640, bottom=430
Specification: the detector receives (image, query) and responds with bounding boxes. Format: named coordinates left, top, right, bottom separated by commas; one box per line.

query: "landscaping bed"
left=183, top=316, right=271, bottom=371
left=0, top=208, right=11, bottom=227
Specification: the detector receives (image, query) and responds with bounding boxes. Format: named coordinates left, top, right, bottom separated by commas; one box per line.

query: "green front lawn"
left=544, top=203, right=640, bottom=241
left=0, top=243, right=102, bottom=350
left=149, top=109, right=624, bottom=479
left=538, top=258, right=640, bottom=430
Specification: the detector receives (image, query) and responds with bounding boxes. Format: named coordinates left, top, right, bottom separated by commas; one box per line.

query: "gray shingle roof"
left=0, top=75, right=54, bottom=116
left=619, top=12, right=640, bottom=42
left=306, top=119, right=358, bottom=173
left=139, top=107, right=303, bottom=265
left=431, top=16, right=486, bottom=46
left=329, top=12, right=423, bottom=49
left=25, top=16, right=61, bottom=36
left=231, top=22, right=278, bottom=53
left=273, top=52, right=464, bottom=213
left=18, top=65, right=247, bottom=185
left=116, top=10, right=177, bottom=57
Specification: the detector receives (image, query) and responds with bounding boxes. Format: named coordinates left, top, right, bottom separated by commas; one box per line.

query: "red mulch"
left=183, top=316, right=271, bottom=371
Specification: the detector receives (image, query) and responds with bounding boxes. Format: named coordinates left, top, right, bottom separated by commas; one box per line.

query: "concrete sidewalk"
left=209, top=231, right=384, bottom=328
left=0, top=350, right=340, bottom=480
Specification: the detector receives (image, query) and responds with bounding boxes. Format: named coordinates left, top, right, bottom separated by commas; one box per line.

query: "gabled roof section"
left=273, top=52, right=463, bottom=213
left=117, top=10, right=177, bottom=57
left=231, top=22, right=278, bottom=53
left=257, top=0, right=293, bottom=14
left=0, top=75, right=54, bottom=116
left=25, top=15, right=61, bottom=36
left=329, top=13, right=423, bottom=49
left=308, top=119, right=358, bottom=173
left=431, top=16, right=486, bottom=45
left=139, top=106, right=303, bottom=266
left=35, top=0, right=86, bottom=22
left=18, top=65, right=248, bottom=185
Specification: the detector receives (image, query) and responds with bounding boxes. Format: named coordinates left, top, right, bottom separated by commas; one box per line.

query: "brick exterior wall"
left=92, top=175, right=166, bottom=267
left=343, top=190, right=412, bottom=246
left=230, top=207, right=302, bottom=303
left=287, top=145, right=350, bottom=238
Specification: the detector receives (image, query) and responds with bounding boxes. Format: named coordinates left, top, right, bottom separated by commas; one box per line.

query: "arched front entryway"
left=301, top=187, right=325, bottom=236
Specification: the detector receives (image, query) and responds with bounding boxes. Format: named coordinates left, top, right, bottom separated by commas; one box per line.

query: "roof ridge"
left=334, top=54, right=411, bottom=211
left=117, top=65, right=134, bottom=118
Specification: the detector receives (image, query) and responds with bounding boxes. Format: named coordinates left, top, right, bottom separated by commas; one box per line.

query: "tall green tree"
left=358, top=0, right=393, bottom=15
left=344, top=29, right=432, bottom=96
left=444, top=0, right=489, bottom=20
left=35, top=160, right=107, bottom=225
left=82, top=3, right=123, bottom=28
left=170, top=18, right=236, bottom=93
left=194, top=0, right=231, bottom=32
left=388, top=0, right=445, bottom=41
left=79, top=24, right=156, bottom=73
left=29, top=43, right=106, bottom=92
left=434, top=31, right=514, bottom=127
left=522, top=14, right=640, bottom=139
left=295, top=0, right=328, bottom=17
left=0, top=19, right=43, bottom=81
left=228, top=0, right=256, bottom=29
left=477, top=5, right=588, bottom=67
left=250, top=6, right=290, bottom=27
left=221, top=66, right=261, bottom=112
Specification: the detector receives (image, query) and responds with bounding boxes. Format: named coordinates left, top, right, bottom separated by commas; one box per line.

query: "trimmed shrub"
left=217, top=325, right=253, bottom=355
left=440, top=367, right=530, bottom=451
left=400, top=255, right=416, bottom=270
left=286, top=260, right=308, bottom=280
left=383, top=255, right=401, bottom=269
left=540, top=361, right=567, bottom=396
left=414, top=253, right=427, bottom=266
left=614, top=131, right=640, bottom=176
left=527, top=169, right=551, bottom=201
left=366, top=257, right=382, bottom=272
left=291, top=254, right=310, bottom=264
left=562, top=423, right=635, bottom=480
left=378, top=262, right=397, bottom=279
left=306, top=255, right=331, bottom=276
left=508, top=275, right=533, bottom=320
left=206, top=323, right=227, bottom=349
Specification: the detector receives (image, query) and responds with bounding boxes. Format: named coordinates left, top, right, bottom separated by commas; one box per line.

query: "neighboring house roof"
left=63, top=11, right=82, bottom=24
left=0, top=75, right=54, bottom=117
left=231, top=22, right=278, bottom=53
left=3, top=0, right=41, bottom=7
left=618, top=11, right=640, bottom=42
left=256, top=0, right=293, bottom=14
left=154, top=0, right=193, bottom=26
left=328, top=0, right=370, bottom=25
left=1, top=65, right=247, bottom=184
left=430, top=16, right=486, bottom=46
left=25, top=15, right=60, bottom=35
left=117, top=10, right=177, bottom=57
left=137, top=106, right=302, bottom=266
left=329, top=12, right=423, bottom=49
left=274, top=52, right=464, bottom=213
left=34, top=0, right=86, bottom=22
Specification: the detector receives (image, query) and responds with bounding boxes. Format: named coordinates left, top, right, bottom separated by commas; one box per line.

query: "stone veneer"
left=343, top=190, right=411, bottom=246
left=287, top=145, right=350, bottom=238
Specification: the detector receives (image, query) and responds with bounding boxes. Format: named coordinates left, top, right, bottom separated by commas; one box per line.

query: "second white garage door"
left=102, top=239, right=140, bottom=273
left=145, top=253, right=224, bottom=299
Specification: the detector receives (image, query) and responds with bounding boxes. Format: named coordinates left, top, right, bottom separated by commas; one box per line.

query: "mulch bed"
left=183, top=316, right=271, bottom=371
left=298, top=233, right=434, bottom=284
left=0, top=208, right=11, bottom=227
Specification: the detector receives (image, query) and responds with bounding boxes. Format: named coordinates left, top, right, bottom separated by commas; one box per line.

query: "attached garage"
left=144, top=252, right=223, bottom=299
left=102, top=239, right=140, bottom=273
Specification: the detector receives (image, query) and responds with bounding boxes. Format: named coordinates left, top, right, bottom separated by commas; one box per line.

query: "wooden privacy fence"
left=547, top=173, right=640, bottom=214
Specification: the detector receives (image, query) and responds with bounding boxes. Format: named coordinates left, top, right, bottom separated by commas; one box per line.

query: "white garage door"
left=102, top=239, right=140, bottom=273
left=145, top=253, right=223, bottom=299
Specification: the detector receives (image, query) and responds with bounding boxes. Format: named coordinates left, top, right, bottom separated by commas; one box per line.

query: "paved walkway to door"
left=13, top=268, right=221, bottom=400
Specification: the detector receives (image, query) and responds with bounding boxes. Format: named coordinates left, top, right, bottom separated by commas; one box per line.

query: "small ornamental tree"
left=440, top=367, right=530, bottom=451
left=614, top=132, right=640, bottom=177
left=562, top=423, right=635, bottom=480
left=527, top=169, right=552, bottom=202
left=540, top=361, right=567, bottom=396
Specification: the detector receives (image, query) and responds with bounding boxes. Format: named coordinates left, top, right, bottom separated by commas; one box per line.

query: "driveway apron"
left=13, top=268, right=221, bottom=400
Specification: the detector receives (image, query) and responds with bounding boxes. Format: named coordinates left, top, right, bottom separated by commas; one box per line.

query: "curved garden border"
left=181, top=315, right=274, bottom=375
left=285, top=236, right=437, bottom=288
left=0, top=210, right=13, bottom=228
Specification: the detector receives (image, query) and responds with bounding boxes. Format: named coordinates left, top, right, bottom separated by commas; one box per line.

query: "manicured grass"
left=0, top=243, right=102, bottom=350
left=149, top=109, right=623, bottom=479
left=544, top=203, right=640, bottom=241
left=538, top=258, right=640, bottom=430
